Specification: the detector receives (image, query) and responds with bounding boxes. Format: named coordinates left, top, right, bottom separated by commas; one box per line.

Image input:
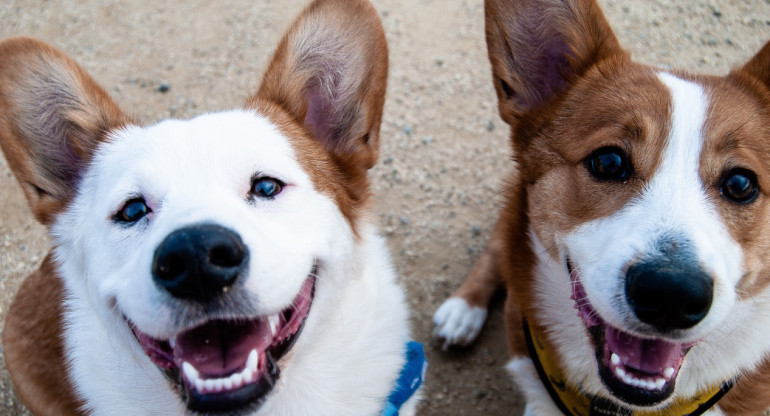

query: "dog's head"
left=485, top=0, right=770, bottom=408
left=0, top=0, right=387, bottom=413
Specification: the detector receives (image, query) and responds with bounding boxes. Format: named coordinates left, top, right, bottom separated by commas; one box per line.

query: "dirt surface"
left=0, top=0, right=768, bottom=414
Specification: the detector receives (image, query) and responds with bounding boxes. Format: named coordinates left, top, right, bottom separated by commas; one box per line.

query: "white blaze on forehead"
left=653, top=73, right=708, bottom=195
left=562, top=73, right=742, bottom=333
left=651, top=73, right=742, bottom=288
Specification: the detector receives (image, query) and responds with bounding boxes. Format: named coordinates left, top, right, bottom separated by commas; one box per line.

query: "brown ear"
left=484, top=0, right=626, bottom=125
left=735, top=40, right=770, bottom=92
left=0, top=37, right=130, bottom=225
left=250, top=0, right=387, bottom=173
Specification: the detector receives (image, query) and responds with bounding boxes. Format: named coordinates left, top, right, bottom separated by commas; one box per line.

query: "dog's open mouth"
left=569, top=263, right=696, bottom=407
left=129, top=275, right=315, bottom=414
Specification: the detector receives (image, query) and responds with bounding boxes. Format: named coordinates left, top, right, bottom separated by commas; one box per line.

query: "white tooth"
left=213, top=379, right=224, bottom=393
left=622, top=374, right=635, bottom=386
left=231, top=372, right=244, bottom=389
left=243, top=368, right=254, bottom=384
left=664, top=367, right=675, bottom=380
left=655, top=378, right=666, bottom=390
left=615, top=367, right=626, bottom=378
left=643, top=380, right=655, bottom=390
left=169, top=338, right=176, bottom=349
left=611, top=353, right=620, bottom=366
left=195, top=379, right=204, bottom=393
left=223, top=377, right=233, bottom=390
left=204, top=379, right=215, bottom=392
left=268, top=315, right=280, bottom=336
left=182, top=362, right=199, bottom=382
left=247, top=349, right=259, bottom=372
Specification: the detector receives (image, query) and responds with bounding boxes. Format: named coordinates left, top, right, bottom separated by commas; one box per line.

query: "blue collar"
left=382, top=341, right=426, bottom=416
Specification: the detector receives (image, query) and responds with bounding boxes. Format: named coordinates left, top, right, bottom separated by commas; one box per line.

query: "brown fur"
left=700, top=62, right=770, bottom=296
left=445, top=0, right=770, bottom=413
left=483, top=0, right=624, bottom=127
left=450, top=216, right=506, bottom=308
left=2, top=255, right=83, bottom=415
left=248, top=100, right=366, bottom=235
left=720, top=358, right=770, bottom=415
left=0, top=36, right=130, bottom=414
left=0, top=37, right=132, bottom=225
left=0, top=0, right=388, bottom=413
left=249, top=0, right=388, bottom=229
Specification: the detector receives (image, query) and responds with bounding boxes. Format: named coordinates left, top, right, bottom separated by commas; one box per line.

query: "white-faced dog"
left=0, top=0, right=423, bottom=415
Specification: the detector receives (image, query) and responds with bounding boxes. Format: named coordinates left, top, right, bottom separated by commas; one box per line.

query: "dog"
left=434, top=0, right=770, bottom=414
left=0, top=0, right=425, bottom=414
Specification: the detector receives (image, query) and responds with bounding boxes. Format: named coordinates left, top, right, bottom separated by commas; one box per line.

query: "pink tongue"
left=174, top=319, right=273, bottom=377
left=606, top=326, right=683, bottom=374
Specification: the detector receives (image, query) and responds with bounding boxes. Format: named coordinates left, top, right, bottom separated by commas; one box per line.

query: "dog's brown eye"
left=721, top=169, right=758, bottom=203
left=115, top=198, right=150, bottom=223
left=585, top=147, right=630, bottom=181
left=251, top=177, right=284, bottom=199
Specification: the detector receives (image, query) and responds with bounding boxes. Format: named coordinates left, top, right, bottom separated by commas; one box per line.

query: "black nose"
left=152, top=224, right=248, bottom=302
left=625, top=254, right=713, bottom=332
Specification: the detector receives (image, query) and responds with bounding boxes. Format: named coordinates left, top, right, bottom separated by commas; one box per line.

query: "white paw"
left=432, top=297, right=487, bottom=349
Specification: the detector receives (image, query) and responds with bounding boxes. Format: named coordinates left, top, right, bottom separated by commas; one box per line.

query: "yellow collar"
left=523, top=319, right=734, bottom=416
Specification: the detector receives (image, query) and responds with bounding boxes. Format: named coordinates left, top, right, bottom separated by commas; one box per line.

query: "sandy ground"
left=0, top=0, right=768, bottom=414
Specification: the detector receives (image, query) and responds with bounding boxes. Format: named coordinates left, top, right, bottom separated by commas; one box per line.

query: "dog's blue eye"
left=721, top=169, right=758, bottom=203
left=585, top=147, right=630, bottom=181
left=251, top=177, right=284, bottom=199
left=115, top=198, right=150, bottom=223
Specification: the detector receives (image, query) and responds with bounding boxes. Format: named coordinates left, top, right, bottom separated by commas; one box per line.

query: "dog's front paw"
left=432, top=297, right=487, bottom=349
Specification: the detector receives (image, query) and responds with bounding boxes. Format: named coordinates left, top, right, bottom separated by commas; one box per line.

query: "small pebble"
left=157, top=83, right=170, bottom=93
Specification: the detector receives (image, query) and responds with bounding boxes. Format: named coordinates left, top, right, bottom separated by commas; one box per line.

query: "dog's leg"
left=433, top=215, right=505, bottom=348
left=507, top=357, right=562, bottom=416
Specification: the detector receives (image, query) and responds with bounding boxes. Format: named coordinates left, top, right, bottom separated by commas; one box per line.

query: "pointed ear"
left=736, top=40, right=770, bottom=92
left=250, top=0, right=387, bottom=172
left=0, top=37, right=130, bottom=225
left=484, top=0, right=626, bottom=125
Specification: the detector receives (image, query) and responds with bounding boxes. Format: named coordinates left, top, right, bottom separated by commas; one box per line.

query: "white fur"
left=50, top=110, right=414, bottom=415
left=706, top=407, right=727, bottom=416
left=506, top=357, right=563, bottom=416
left=529, top=230, right=606, bottom=396
left=432, top=297, right=488, bottom=349
left=564, top=74, right=743, bottom=344
left=524, top=74, right=770, bottom=408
